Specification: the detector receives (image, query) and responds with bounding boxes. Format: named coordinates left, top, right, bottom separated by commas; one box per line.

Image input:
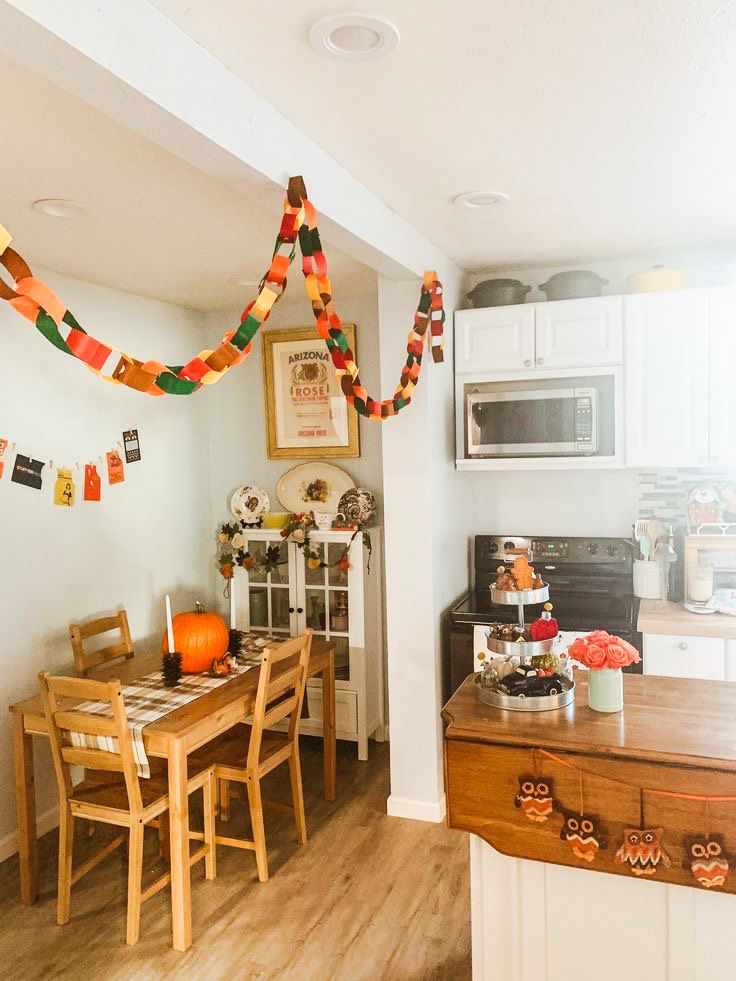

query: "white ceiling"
left=0, top=56, right=374, bottom=311
left=151, top=0, right=736, bottom=270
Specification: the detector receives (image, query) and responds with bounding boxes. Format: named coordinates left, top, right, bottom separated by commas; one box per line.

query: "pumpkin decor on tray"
left=567, top=630, right=641, bottom=713
left=161, top=601, right=229, bottom=673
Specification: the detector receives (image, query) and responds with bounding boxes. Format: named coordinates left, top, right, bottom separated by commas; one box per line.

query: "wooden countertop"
left=442, top=671, right=736, bottom=772
left=638, top=599, right=736, bottom=639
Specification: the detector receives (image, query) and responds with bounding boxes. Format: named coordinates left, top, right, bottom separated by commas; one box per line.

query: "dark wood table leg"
left=13, top=713, right=38, bottom=904
left=322, top=650, right=336, bottom=802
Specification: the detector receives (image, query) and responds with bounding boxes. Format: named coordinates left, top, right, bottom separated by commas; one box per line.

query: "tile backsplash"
left=637, top=468, right=734, bottom=530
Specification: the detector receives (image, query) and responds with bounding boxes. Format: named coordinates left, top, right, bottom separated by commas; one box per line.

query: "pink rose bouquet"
left=567, top=630, right=641, bottom=671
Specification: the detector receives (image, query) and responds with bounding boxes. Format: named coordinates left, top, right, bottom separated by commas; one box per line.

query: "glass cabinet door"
left=301, top=538, right=353, bottom=681
left=244, top=535, right=294, bottom=635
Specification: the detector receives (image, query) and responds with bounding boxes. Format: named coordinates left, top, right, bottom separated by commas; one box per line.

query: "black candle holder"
left=162, top=651, right=183, bottom=687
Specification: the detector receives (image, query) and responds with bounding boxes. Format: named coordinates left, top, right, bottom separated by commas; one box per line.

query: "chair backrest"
left=248, top=630, right=312, bottom=771
left=38, top=672, right=143, bottom=812
left=69, top=610, right=134, bottom=677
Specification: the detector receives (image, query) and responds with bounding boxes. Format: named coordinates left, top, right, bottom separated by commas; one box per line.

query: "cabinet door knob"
left=297, top=607, right=304, bottom=614
left=537, top=357, right=544, bottom=365
left=678, top=642, right=688, bottom=651
left=289, top=607, right=295, bottom=614
left=524, top=359, right=532, bottom=367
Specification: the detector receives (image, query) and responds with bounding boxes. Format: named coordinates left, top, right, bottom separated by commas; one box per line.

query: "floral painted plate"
left=231, top=485, right=270, bottom=525
left=276, top=463, right=354, bottom=515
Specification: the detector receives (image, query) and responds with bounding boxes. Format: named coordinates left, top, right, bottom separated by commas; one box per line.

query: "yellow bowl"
left=262, top=512, right=290, bottom=529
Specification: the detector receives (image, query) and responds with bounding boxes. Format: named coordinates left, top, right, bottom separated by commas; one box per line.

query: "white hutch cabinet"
left=233, top=527, right=384, bottom=760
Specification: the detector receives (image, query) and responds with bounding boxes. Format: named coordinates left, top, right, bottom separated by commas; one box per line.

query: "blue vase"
left=588, top=668, right=623, bottom=713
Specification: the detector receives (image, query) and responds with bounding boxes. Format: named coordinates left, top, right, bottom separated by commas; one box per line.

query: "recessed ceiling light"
left=31, top=198, right=88, bottom=219
left=309, top=13, right=400, bottom=61
left=453, top=190, right=510, bottom=209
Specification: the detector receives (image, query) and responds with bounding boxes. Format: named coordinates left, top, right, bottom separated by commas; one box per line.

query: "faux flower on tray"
left=568, top=630, right=641, bottom=714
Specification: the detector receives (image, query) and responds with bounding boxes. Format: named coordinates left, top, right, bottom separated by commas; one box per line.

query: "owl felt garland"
left=559, top=811, right=607, bottom=863
left=682, top=834, right=731, bottom=889
left=514, top=775, right=556, bottom=824
left=614, top=827, right=672, bottom=877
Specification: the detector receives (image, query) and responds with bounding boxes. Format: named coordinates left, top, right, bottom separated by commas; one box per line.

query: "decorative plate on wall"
left=231, top=485, right=270, bottom=525
left=277, top=463, right=354, bottom=515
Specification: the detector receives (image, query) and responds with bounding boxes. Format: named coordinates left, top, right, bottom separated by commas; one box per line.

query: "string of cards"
left=0, top=429, right=141, bottom=506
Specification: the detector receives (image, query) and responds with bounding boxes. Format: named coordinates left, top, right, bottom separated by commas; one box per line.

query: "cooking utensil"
left=466, top=278, right=532, bottom=308
left=538, top=270, right=609, bottom=301
left=646, top=519, right=663, bottom=550
left=640, top=535, right=651, bottom=561
left=627, top=265, right=690, bottom=293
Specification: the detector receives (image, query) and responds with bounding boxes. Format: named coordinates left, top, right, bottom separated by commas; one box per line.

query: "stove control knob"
left=503, top=541, right=515, bottom=551
left=587, top=543, right=599, bottom=555
left=489, top=542, right=498, bottom=553
left=606, top=545, right=617, bottom=557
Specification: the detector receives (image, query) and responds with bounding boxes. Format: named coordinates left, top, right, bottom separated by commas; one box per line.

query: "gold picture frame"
left=262, top=325, right=360, bottom=459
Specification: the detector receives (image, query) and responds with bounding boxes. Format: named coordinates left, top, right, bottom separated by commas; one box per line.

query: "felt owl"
left=682, top=834, right=730, bottom=889
left=560, top=812, right=606, bottom=863
left=615, top=828, right=671, bottom=877
left=514, top=775, right=555, bottom=823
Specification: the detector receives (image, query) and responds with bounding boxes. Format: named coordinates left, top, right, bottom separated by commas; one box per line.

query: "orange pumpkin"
left=161, top=601, right=229, bottom=673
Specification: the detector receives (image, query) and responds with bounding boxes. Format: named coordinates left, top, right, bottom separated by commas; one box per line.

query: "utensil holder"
left=633, top=559, right=662, bottom=599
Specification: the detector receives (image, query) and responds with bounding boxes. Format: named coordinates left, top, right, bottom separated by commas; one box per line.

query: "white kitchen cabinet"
left=455, top=296, right=622, bottom=375
left=535, top=296, right=622, bottom=368
left=455, top=306, right=535, bottom=373
left=643, top=633, right=726, bottom=681
left=624, top=289, right=710, bottom=467
left=708, top=286, right=736, bottom=466
left=235, top=527, right=384, bottom=760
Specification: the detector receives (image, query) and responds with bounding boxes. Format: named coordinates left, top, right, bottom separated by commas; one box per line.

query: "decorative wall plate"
left=231, top=485, right=270, bottom=524
left=338, top=487, right=377, bottom=527
left=277, top=463, right=354, bottom=515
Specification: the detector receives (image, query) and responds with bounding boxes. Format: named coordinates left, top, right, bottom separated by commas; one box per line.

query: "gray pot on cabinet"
left=538, top=270, right=609, bottom=301
left=466, top=278, right=532, bottom=308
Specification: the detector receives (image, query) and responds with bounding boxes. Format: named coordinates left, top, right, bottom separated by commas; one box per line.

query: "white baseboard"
left=386, top=793, right=446, bottom=823
left=0, top=803, right=59, bottom=864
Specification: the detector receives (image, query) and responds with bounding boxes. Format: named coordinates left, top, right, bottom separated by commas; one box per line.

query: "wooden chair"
left=69, top=610, right=134, bottom=677
left=39, top=672, right=217, bottom=945
left=191, top=630, right=312, bottom=882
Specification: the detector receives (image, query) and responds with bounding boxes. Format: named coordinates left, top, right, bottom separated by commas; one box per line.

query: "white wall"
left=0, top=269, right=212, bottom=858
left=202, top=288, right=384, bottom=618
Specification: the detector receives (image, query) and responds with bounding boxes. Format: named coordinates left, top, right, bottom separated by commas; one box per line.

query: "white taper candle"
left=230, top=573, right=236, bottom=630
left=165, top=594, right=175, bottom=653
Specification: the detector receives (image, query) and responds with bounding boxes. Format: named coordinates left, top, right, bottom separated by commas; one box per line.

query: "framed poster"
left=262, top=326, right=360, bottom=459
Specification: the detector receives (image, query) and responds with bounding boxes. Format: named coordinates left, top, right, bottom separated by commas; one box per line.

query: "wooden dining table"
left=9, top=638, right=336, bottom=951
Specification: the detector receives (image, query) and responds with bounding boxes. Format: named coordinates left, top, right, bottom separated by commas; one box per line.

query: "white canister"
left=633, top=559, right=662, bottom=599
left=688, top=564, right=714, bottom=603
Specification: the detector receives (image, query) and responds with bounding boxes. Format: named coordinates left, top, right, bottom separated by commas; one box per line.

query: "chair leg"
left=203, top=772, right=217, bottom=881
left=219, top=778, right=231, bottom=822
left=246, top=778, right=269, bottom=883
left=158, top=812, right=171, bottom=863
left=289, top=744, right=308, bottom=846
left=126, top=820, right=145, bottom=945
left=57, top=805, right=74, bottom=926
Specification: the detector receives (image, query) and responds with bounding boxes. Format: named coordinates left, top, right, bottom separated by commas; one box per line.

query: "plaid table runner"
left=67, top=633, right=283, bottom=778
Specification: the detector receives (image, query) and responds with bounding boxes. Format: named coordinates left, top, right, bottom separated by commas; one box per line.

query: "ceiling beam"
left=0, top=0, right=459, bottom=282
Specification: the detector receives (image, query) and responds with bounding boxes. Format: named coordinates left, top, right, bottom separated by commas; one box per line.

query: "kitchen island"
left=443, top=672, right=736, bottom=981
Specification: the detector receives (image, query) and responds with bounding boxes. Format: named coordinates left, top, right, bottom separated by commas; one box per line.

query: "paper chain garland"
left=0, top=177, right=444, bottom=419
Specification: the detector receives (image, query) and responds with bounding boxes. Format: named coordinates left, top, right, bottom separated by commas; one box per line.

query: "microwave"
left=466, top=386, right=600, bottom=458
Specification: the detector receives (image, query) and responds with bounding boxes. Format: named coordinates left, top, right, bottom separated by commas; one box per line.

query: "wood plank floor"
left=0, top=740, right=471, bottom=980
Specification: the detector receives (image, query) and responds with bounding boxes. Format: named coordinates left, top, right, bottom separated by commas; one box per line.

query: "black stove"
left=446, top=535, right=639, bottom=698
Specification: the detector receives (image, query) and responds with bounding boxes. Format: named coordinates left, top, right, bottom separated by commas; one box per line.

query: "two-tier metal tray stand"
left=474, top=582, right=575, bottom=712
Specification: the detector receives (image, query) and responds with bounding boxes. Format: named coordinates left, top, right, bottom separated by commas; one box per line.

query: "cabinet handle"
left=524, top=359, right=532, bottom=367
left=297, top=607, right=304, bottom=614
left=537, top=357, right=544, bottom=365
left=289, top=607, right=295, bottom=614
left=678, top=642, right=688, bottom=651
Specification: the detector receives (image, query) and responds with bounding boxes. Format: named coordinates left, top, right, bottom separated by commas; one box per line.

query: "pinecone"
left=162, top=652, right=183, bottom=687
